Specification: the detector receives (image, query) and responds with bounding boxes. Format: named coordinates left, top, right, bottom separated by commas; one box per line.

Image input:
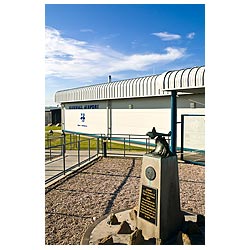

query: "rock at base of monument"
left=129, top=208, right=137, bottom=221
left=117, top=221, right=132, bottom=234
left=176, top=231, right=191, bottom=245
left=98, top=235, right=114, bottom=245
left=108, top=213, right=120, bottom=225
left=129, top=229, right=145, bottom=245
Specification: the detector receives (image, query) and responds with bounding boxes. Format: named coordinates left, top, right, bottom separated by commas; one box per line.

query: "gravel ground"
left=45, top=156, right=205, bottom=245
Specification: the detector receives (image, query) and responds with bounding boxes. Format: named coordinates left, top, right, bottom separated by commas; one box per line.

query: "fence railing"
left=45, top=132, right=161, bottom=184
left=101, top=134, right=156, bottom=157
left=45, top=126, right=205, bottom=185
left=45, top=133, right=100, bottom=184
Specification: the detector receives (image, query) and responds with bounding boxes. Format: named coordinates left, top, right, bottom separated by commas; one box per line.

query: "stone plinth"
left=136, top=154, right=183, bottom=243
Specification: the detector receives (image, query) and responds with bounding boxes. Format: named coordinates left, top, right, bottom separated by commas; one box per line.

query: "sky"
left=45, top=4, right=205, bottom=106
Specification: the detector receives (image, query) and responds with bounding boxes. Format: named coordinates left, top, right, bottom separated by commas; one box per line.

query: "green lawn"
left=45, top=126, right=149, bottom=151
left=45, top=125, right=62, bottom=131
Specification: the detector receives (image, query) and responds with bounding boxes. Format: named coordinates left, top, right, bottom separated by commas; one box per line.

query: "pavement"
left=45, top=149, right=98, bottom=183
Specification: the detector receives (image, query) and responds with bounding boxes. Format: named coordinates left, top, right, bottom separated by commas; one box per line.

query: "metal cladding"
left=55, top=66, right=205, bottom=103
left=162, top=66, right=205, bottom=90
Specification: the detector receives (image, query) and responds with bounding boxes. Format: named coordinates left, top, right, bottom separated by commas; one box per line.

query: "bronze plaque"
left=145, top=166, right=156, bottom=181
left=139, top=185, right=158, bottom=225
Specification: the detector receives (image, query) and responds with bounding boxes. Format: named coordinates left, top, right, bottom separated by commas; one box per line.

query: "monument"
left=81, top=127, right=205, bottom=245
left=136, top=127, right=184, bottom=244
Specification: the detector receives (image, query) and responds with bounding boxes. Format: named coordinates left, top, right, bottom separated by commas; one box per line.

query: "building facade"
left=55, top=66, right=205, bottom=152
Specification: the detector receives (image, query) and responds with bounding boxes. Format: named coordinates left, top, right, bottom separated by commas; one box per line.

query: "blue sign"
left=80, top=113, right=85, bottom=122
left=77, top=113, right=87, bottom=127
left=69, top=104, right=99, bottom=109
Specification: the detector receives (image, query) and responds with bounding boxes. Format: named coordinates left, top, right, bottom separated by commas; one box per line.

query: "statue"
left=146, top=127, right=174, bottom=157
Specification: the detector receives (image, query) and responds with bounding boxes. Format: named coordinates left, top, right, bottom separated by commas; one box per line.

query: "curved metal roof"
left=55, top=66, right=205, bottom=103
left=162, top=66, right=205, bottom=92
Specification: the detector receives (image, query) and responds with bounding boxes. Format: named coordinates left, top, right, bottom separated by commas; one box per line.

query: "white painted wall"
left=63, top=108, right=107, bottom=135
left=62, top=93, right=205, bottom=150
left=111, top=109, right=171, bottom=135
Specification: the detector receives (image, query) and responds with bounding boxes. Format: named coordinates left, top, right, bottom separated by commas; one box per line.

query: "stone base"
left=80, top=209, right=205, bottom=245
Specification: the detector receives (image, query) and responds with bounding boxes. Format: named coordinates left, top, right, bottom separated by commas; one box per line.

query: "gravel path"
left=45, top=157, right=205, bottom=245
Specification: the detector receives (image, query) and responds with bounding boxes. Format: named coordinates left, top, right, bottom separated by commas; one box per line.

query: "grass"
left=45, top=126, right=149, bottom=151
left=45, top=125, right=62, bottom=131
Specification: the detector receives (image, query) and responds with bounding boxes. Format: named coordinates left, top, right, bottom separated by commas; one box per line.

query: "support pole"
left=180, top=115, right=184, bottom=161
left=171, top=90, right=177, bottom=155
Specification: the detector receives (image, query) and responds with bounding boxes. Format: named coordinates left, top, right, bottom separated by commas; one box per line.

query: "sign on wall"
left=64, top=109, right=107, bottom=134
left=68, top=104, right=99, bottom=109
left=77, top=113, right=87, bottom=127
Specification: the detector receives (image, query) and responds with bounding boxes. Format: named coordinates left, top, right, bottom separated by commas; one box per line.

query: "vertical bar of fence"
left=97, top=137, right=99, bottom=155
left=63, top=131, right=66, bottom=153
left=63, top=143, right=66, bottom=175
left=88, top=139, right=91, bottom=160
left=123, top=138, right=126, bottom=157
left=78, top=140, right=80, bottom=166
left=128, top=135, right=131, bottom=151
left=103, top=137, right=107, bottom=157
left=109, top=135, right=112, bottom=151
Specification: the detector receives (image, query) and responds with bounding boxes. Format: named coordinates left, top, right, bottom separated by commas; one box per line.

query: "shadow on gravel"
left=104, top=159, right=135, bottom=214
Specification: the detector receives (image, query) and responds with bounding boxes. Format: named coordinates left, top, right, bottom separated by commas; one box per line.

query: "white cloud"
left=80, top=28, right=94, bottom=33
left=187, top=32, right=195, bottom=39
left=152, top=31, right=181, bottom=41
left=45, top=27, right=186, bottom=80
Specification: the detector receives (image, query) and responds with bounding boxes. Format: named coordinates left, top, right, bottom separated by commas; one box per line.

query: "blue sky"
left=45, top=4, right=205, bottom=106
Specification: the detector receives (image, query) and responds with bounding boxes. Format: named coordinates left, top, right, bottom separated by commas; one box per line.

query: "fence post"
left=78, top=140, right=80, bottom=166
left=88, top=139, right=91, bottom=160
left=62, top=131, right=66, bottom=153
left=63, top=143, right=66, bottom=175
left=97, top=137, right=99, bottom=155
left=123, top=138, right=126, bottom=157
left=109, top=137, right=111, bottom=151
left=103, top=137, right=107, bottom=157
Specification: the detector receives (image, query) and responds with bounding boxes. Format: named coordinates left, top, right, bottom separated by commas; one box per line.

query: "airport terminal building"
left=54, top=66, right=205, bottom=153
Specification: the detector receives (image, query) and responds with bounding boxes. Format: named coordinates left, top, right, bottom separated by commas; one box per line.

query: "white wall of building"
left=61, top=93, right=205, bottom=150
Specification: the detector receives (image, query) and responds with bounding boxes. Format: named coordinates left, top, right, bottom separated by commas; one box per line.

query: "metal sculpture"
left=146, top=127, right=174, bottom=157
